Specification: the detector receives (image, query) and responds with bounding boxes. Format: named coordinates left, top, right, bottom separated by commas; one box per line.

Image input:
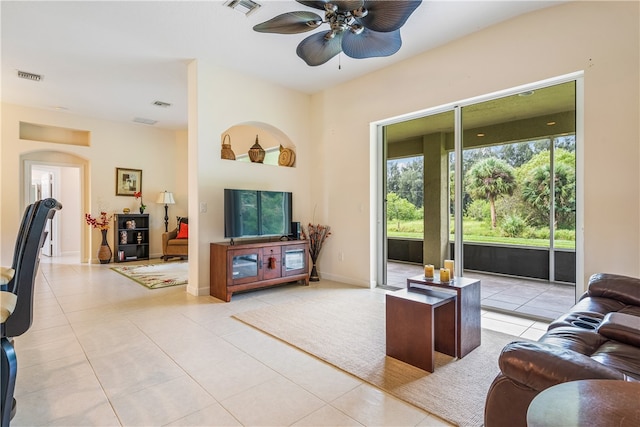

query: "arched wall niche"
left=221, top=121, right=297, bottom=167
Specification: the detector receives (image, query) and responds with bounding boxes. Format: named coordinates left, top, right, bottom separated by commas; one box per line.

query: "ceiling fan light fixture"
left=324, top=30, right=337, bottom=40
left=353, top=7, right=368, bottom=18
left=350, top=24, right=364, bottom=35
left=325, top=3, right=338, bottom=13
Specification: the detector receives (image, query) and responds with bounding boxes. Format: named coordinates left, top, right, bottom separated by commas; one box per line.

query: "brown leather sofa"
left=484, top=273, right=640, bottom=427
left=161, top=217, right=188, bottom=261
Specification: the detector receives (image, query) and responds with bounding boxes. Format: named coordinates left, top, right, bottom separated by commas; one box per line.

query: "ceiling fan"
left=253, top=0, right=423, bottom=66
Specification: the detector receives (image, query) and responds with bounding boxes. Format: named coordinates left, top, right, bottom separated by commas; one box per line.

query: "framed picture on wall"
left=116, top=167, right=142, bottom=196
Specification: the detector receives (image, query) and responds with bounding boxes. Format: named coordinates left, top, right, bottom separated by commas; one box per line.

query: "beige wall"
left=1, top=103, right=187, bottom=264
left=310, top=1, right=639, bottom=289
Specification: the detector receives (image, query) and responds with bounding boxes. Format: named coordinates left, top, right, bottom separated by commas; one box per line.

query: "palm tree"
left=521, top=162, right=576, bottom=228
left=465, top=157, right=516, bottom=228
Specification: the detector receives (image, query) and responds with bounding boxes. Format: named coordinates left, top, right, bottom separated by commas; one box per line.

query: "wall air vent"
left=17, top=70, right=43, bottom=81
left=224, top=0, right=261, bottom=16
left=152, top=100, right=172, bottom=108
left=133, top=117, right=157, bottom=125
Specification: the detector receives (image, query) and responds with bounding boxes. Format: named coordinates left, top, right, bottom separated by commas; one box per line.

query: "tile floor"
left=387, top=262, right=577, bottom=321
left=10, top=256, right=551, bottom=426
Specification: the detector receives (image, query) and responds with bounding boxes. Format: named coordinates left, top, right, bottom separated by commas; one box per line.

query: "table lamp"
left=156, top=191, right=175, bottom=232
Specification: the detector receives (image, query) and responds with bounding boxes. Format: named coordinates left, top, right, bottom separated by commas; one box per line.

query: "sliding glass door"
left=380, top=78, right=579, bottom=315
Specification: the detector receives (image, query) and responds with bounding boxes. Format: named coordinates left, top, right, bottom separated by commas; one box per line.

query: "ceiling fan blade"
left=356, top=0, right=422, bottom=32
left=342, top=28, right=402, bottom=59
left=296, top=31, right=344, bottom=66
left=296, top=1, right=328, bottom=11
left=297, top=1, right=363, bottom=12
left=253, top=11, right=323, bottom=34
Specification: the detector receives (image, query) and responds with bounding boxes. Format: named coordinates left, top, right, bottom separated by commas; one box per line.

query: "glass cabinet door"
left=282, top=245, right=307, bottom=277
left=231, top=249, right=260, bottom=283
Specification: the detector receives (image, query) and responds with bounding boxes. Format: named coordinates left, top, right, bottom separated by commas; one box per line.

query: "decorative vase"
left=248, top=135, right=265, bottom=163
left=139, top=207, right=145, bottom=214
left=278, top=145, right=296, bottom=167
left=97, top=229, right=112, bottom=264
left=221, top=133, right=236, bottom=160
left=310, top=262, right=320, bottom=282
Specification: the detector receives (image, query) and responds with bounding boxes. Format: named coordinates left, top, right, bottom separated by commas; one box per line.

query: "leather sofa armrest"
left=499, top=341, right=625, bottom=391
left=587, top=273, right=640, bottom=306
left=597, top=312, right=640, bottom=347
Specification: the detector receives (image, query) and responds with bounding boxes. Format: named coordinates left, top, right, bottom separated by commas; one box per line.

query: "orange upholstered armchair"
left=161, top=217, right=188, bottom=261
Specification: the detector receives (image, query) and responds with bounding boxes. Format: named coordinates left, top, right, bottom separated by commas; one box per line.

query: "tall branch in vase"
left=301, top=223, right=331, bottom=282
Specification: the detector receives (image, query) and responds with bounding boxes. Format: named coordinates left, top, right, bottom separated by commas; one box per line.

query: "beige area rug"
left=111, top=261, right=187, bottom=289
left=233, top=289, right=519, bottom=427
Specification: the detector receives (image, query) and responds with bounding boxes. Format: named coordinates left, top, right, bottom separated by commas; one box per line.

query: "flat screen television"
left=224, top=189, right=292, bottom=239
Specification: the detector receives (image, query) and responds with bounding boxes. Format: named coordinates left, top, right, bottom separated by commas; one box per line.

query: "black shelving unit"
left=114, top=214, right=149, bottom=262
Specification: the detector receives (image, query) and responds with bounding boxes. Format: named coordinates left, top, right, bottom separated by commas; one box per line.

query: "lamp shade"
left=156, top=191, right=175, bottom=204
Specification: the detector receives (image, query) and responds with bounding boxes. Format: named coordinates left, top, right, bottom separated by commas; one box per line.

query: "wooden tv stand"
left=210, top=239, right=309, bottom=302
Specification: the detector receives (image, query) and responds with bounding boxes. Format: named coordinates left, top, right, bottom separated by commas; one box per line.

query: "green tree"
left=387, top=161, right=401, bottom=195
left=465, top=157, right=516, bottom=228
left=386, top=192, right=418, bottom=230
left=396, top=159, right=424, bottom=208
left=387, top=157, right=424, bottom=208
left=521, top=162, right=576, bottom=228
left=517, top=148, right=576, bottom=228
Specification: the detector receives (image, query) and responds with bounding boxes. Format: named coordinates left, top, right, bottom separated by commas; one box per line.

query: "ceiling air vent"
left=17, top=70, right=43, bottom=81
left=225, top=0, right=261, bottom=16
left=152, top=100, right=171, bottom=108
left=133, top=117, right=157, bottom=125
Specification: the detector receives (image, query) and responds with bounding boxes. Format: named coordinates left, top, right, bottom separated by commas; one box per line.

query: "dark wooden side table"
left=386, top=288, right=457, bottom=372
left=527, top=379, right=640, bottom=426
left=407, top=275, right=481, bottom=358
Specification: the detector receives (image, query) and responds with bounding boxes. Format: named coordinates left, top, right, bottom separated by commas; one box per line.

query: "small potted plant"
left=134, top=191, right=146, bottom=213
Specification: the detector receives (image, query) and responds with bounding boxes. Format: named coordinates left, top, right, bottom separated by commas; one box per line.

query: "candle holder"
left=424, top=264, right=434, bottom=279
left=444, top=260, right=455, bottom=277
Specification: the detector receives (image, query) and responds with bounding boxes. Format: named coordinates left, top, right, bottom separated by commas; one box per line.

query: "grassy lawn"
left=387, top=219, right=576, bottom=249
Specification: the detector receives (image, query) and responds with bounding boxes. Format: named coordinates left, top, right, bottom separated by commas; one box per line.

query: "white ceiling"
left=1, top=1, right=564, bottom=130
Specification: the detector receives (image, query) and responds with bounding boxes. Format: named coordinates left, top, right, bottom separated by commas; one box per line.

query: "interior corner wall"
left=310, top=1, right=640, bottom=286
left=190, top=60, right=313, bottom=296
left=0, top=103, right=185, bottom=265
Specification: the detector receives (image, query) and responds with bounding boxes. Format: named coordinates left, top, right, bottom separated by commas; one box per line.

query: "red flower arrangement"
left=134, top=191, right=146, bottom=211
left=85, top=211, right=114, bottom=230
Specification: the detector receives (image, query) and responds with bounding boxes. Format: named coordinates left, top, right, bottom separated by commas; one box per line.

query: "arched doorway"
left=22, top=151, right=90, bottom=263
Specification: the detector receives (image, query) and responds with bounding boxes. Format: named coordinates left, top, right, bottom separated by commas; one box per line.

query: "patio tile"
left=515, top=305, right=565, bottom=321
left=481, top=298, right=521, bottom=312
left=484, top=293, right=531, bottom=305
